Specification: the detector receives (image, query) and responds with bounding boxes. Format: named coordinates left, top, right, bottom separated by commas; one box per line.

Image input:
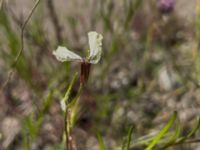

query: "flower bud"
left=158, top=0, right=176, bottom=14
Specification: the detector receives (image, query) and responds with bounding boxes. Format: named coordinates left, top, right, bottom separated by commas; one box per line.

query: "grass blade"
left=145, top=111, right=177, bottom=150
left=186, top=118, right=200, bottom=138
left=175, top=118, right=200, bottom=144
left=126, top=126, right=134, bottom=150
left=158, top=119, right=181, bottom=149
left=96, top=130, right=106, bottom=150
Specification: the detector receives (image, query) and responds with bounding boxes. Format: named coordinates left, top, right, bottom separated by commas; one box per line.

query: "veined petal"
left=53, top=46, right=82, bottom=62
left=88, top=31, right=103, bottom=64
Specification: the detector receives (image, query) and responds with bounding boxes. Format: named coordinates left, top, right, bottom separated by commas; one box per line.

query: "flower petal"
left=88, top=31, right=103, bottom=64
left=53, top=46, right=82, bottom=62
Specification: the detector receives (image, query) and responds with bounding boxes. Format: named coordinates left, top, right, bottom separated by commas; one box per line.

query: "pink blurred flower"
left=158, top=0, right=176, bottom=13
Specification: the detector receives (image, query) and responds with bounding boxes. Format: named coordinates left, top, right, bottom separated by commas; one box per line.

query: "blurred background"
left=0, top=0, right=200, bottom=149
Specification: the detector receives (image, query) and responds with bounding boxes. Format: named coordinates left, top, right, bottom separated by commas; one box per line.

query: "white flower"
left=53, top=31, right=103, bottom=64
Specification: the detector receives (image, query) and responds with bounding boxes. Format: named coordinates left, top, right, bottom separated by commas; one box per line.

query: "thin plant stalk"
left=63, top=79, right=83, bottom=150
left=0, top=0, right=42, bottom=91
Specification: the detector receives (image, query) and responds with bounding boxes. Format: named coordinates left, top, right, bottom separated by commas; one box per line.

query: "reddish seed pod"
left=80, top=61, right=91, bottom=84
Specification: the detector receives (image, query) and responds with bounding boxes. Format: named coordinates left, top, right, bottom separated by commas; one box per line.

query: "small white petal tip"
left=88, top=31, right=103, bottom=64
left=53, top=46, right=82, bottom=62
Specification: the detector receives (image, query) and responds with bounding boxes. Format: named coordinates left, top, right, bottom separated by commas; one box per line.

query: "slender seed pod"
left=80, top=61, right=91, bottom=84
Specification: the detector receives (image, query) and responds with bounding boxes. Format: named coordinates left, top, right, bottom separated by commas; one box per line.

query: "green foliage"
left=121, top=126, right=134, bottom=150
left=62, top=72, right=78, bottom=106
left=96, top=130, right=106, bottom=150
left=158, top=119, right=181, bottom=149
left=145, top=112, right=177, bottom=150
left=22, top=115, right=41, bottom=140
left=129, top=113, right=200, bottom=150
left=0, top=10, right=32, bottom=83
left=195, top=3, right=200, bottom=86
left=41, top=90, right=54, bottom=114
left=173, top=118, right=200, bottom=145
left=44, top=144, right=64, bottom=150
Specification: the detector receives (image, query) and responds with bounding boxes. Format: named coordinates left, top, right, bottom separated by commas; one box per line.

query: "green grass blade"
left=126, top=126, right=134, bottom=150
left=121, top=138, right=126, bottom=150
left=62, top=72, right=78, bottom=104
left=158, top=119, right=181, bottom=150
left=42, top=90, right=53, bottom=113
left=96, top=130, right=106, bottom=150
left=186, top=118, right=200, bottom=138
left=176, top=118, right=200, bottom=144
left=145, top=111, right=177, bottom=150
